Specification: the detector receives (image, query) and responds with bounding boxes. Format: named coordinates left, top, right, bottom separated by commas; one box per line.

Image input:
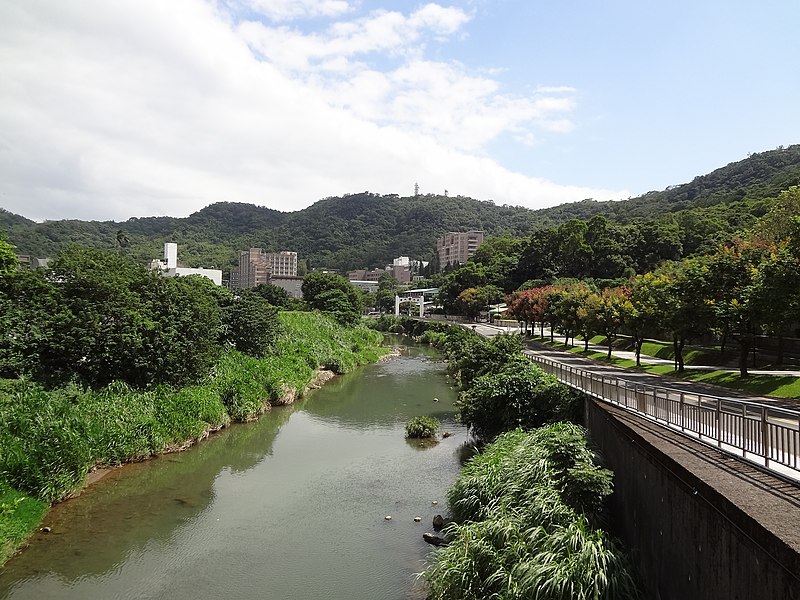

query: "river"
left=0, top=338, right=469, bottom=600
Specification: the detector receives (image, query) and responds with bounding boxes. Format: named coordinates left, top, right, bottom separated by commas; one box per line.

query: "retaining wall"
left=585, top=398, right=800, bottom=600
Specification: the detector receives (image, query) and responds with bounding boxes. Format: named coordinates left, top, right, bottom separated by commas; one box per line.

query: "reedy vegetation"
left=0, top=313, right=383, bottom=501
left=405, top=415, right=440, bottom=439
left=427, top=427, right=637, bottom=600
left=370, top=317, right=638, bottom=598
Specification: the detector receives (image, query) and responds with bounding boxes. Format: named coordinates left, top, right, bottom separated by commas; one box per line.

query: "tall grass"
left=0, top=481, right=47, bottom=564
left=425, top=425, right=638, bottom=600
left=0, top=311, right=388, bottom=565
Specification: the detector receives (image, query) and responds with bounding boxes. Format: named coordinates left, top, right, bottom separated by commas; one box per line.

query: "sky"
left=1, top=1, right=798, bottom=223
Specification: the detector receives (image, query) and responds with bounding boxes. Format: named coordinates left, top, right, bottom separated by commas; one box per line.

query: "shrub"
left=457, top=362, right=580, bottom=441
left=405, top=416, right=440, bottom=438
left=425, top=426, right=637, bottom=600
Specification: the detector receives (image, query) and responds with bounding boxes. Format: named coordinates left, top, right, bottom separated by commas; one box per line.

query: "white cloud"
left=0, top=0, right=625, bottom=223
left=227, top=0, right=352, bottom=22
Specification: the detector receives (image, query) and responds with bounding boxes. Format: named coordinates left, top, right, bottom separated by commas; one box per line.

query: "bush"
left=457, top=362, right=581, bottom=441
left=405, top=416, right=440, bottom=438
left=425, top=426, right=637, bottom=600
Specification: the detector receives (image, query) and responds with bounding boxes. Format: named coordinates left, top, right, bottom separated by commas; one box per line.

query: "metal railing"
left=526, top=353, right=800, bottom=479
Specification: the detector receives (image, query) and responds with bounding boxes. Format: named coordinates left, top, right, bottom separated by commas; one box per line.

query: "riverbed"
left=0, top=338, right=468, bottom=600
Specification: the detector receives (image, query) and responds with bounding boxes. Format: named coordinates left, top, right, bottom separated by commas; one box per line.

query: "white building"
left=150, top=243, right=222, bottom=286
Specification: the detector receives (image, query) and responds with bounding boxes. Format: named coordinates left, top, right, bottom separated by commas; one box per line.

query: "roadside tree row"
left=506, top=210, right=800, bottom=378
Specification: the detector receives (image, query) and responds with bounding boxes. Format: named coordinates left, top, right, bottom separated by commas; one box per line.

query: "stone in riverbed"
left=422, top=532, right=449, bottom=546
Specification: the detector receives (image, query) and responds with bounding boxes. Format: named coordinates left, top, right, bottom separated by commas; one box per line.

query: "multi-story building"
left=436, top=230, right=485, bottom=269
left=237, top=249, right=298, bottom=289
left=238, top=248, right=270, bottom=289
left=387, top=265, right=411, bottom=284
left=266, top=251, right=298, bottom=278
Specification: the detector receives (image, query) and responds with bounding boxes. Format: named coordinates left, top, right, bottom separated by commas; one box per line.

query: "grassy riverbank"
left=0, top=311, right=386, bottom=565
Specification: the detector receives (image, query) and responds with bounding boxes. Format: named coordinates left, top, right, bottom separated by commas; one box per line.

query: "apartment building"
left=238, top=248, right=271, bottom=289
left=436, top=230, right=485, bottom=268
left=267, top=251, right=298, bottom=278
left=237, top=249, right=298, bottom=289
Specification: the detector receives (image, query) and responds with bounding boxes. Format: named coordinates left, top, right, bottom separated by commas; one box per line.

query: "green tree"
left=0, top=238, right=19, bottom=274
left=250, top=283, right=292, bottom=309
left=624, top=278, right=661, bottom=367
left=438, top=262, right=488, bottom=314
left=705, top=243, right=768, bottom=377
left=301, top=271, right=363, bottom=325
left=224, top=290, right=282, bottom=357
left=638, top=259, right=713, bottom=372
left=458, top=362, right=580, bottom=441
left=41, top=245, right=156, bottom=387
left=456, top=285, right=503, bottom=321
left=139, top=274, right=226, bottom=387
left=0, top=269, right=62, bottom=377
left=375, top=272, right=399, bottom=313
left=594, top=287, right=629, bottom=359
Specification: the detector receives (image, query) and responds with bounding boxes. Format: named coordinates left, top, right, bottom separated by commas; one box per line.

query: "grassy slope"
left=0, top=311, right=386, bottom=566
left=541, top=336, right=800, bottom=398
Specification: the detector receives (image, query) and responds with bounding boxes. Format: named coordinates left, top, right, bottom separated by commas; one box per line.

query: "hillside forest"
left=2, top=145, right=799, bottom=274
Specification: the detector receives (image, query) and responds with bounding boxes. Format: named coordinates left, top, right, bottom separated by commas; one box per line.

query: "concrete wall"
left=585, top=399, right=800, bottom=600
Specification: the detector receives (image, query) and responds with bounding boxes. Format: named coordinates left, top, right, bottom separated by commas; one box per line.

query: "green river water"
left=0, top=338, right=469, bottom=600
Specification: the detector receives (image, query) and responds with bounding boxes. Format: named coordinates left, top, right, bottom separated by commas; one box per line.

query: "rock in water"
left=432, top=514, right=445, bottom=531
left=423, top=532, right=448, bottom=546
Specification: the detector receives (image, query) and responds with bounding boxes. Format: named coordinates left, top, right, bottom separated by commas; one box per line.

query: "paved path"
left=481, top=323, right=800, bottom=377
left=467, top=323, right=800, bottom=410
left=466, top=322, right=800, bottom=483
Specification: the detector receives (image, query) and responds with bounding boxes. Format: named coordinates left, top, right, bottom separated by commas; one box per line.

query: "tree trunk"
left=584, top=335, right=589, bottom=351
left=635, top=338, right=643, bottom=367
left=673, top=335, right=679, bottom=371
left=739, top=339, right=750, bottom=378
left=676, top=336, right=685, bottom=372
left=607, top=338, right=612, bottom=360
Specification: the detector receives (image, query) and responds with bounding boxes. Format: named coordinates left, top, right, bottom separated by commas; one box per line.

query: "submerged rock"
left=422, top=532, right=449, bottom=546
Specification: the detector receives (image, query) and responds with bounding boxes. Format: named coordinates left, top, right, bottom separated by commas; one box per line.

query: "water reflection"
left=0, top=341, right=469, bottom=600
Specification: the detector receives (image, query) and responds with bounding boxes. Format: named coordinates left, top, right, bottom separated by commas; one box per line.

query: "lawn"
left=533, top=337, right=800, bottom=399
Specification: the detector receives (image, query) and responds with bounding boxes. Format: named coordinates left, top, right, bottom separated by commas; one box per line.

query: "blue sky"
left=1, top=0, right=797, bottom=221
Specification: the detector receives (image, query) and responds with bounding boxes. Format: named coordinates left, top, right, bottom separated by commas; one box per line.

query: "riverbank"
left=0, top=341, right=465, bottom=599
left=0, top=311, right=388, bottom=566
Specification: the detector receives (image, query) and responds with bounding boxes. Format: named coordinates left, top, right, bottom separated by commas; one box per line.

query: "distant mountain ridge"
left=2, top=145, right=799, bottom=271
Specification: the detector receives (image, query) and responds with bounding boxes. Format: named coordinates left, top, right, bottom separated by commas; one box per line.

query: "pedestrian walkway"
left=467, top=322, right=800, bottom=409
left=465, top=322, right=800, bottom=481
left=480, top=322, right=800, bottom=378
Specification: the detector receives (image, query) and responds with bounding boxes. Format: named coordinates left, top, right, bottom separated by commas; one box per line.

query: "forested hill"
left=2, top=144, right=799, bottom=271
left=529, top=144, right=800, bottom=224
